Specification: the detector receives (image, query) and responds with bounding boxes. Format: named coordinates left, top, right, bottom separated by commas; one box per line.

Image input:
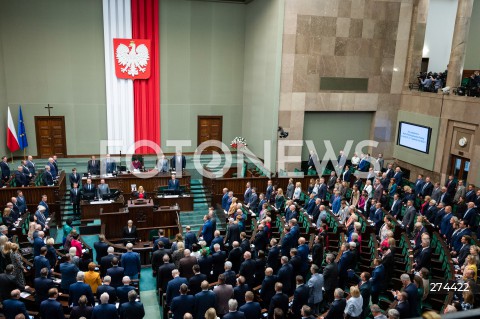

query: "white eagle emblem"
left=116, top=41, right=149, bottom=77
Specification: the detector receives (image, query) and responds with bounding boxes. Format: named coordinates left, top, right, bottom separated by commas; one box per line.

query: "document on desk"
left=20, top=292, right=31, bottom=298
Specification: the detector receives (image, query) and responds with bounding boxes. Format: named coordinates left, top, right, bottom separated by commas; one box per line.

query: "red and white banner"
left=113, top=38, right=151, bottom=80
left=6, top=107, right=20, bottom=152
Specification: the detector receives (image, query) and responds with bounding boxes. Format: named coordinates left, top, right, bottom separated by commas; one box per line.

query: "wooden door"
left=35, top=116, right=67, bottom=158
left=197, top=116, right=223, bottom=152
left=449, top=155, right=470, bottom=181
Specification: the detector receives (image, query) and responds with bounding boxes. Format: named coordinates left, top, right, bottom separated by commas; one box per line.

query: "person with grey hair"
left=212, top=243, right=227, bottom=279
left=166, top=269, right=188, bottom=306
left=2, top=289, right=29, bottom=319
left=92, top=292, right=117, bottom=318
left=387, top=308, right=400, bottom=319
left=370, top=304, right=387, bottom=319
left=119, top=290, right=145, bottom=319
left=116, top=276, right=135, bottom=304
left=179, top=248, right=198, bottom=279
left=320, top=288, right=346, bottom=319
left=69, top=271, right=94, bottom=307
left=214, top=274, right=234, bottom=317
left=392, top=274, right=418, bottom=317
left=170, top=283, right=194, bottom=319
left=224, top=299, right=245, bottom=319
left=223, top=261, right=236, bottom=286
left=121, top=242, right=141, bottom=279
left=96, top=276, right=116, bottom=304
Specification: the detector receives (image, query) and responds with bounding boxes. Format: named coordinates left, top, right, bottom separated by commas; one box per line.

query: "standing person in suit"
left=184, top=226, right=198, bottom=250
left=401, top=200, right=416, bottom=235
left=34, top=268, right=54, bottom=306
left=308, top=151, right=317, bottom=169
left=34, top=247, right=51, bottom=278
left=0, top=265, right=28, bottom=301
left=43, top=165, right=54, bottom=186
left=157, top=255, right=175, bottom=294
left=170, top=284, right=194, bottom=319
left=214, top=274, right=234, bottom=317
left=413, top=175, right=425, bottom=196
left=151, top=242, right=172, bottom=277
left=69, top=168, right=81, bottom=188
left=103, top=154, right=117, bottom=174
left=194, top=281, right=216, bottom=319
left=413, top=238, right=432, bottom=272
left=291, top=276, right=310, bottom=319
left=92, top=293, right=118, bottom=319
left=373, top=178, right=384, bottom=202
left=179, top=249, right=198, bottom=279
left=0, top=156, right=10, bottom=182
left=59, top=254, right=79, bottom=292
left=106, top=257, right=125, bottom=288
left=87, top=156, right=100, bottom=175
left=168, top=174, right=180, bottom=190
left=445, top=175, right=457, bottom=198
left=96, top=276, right=117, bottom=304
left=327, top=171, right=337, bottom=192
left=3, top=289, right=29, bottom=319
left=265, top=180, right=274, bottom=201
left=166, top=269, right=188, bottom=307
left=14, top=166, right=28, bottom=187
left=40, top=288, right=65, bottom=319
left=322, top=254, right=338, bottom=304
left=465, top=184, right=476, bottom=203
left=222, top=188, right=230, bottom=210
left=260, top=268, right=277, bottom=308
left=116, top=276, right=135, bottom=304
left=244, top=182, right=252, bottom=205
left=202, top=214, right=214, bottom=245
left=389, top=193, right=401, bottom=218
left=247, top=188, right=259, bottom=213
left=307, top=265, right=324, bottom=314
left=320, top=288, right=346, bottom=319
left=268, top=283, right=289, bottom=319
left=393, top=274, right=418, bottom=317
left=337, top=243, right=355, bottom=289
left=393, top=167, right=403, bottom=186
left=369, top=258, right=385, bottom=305
left=239, top=291, right=261, bottom=319
left=171, top=151, right=186, bottom=171
left=239, top=251, right=256, bottom=288
left=94, top=235, right=109, bottom=265
left=157, top=155, right=169, bottom=172
left=277, top=256, right=294, bottom=296
left=228, top=241, right=243, bottom=273
left=97, top=179, right=111, bottom=198
left=16, top=190, right=27, bottom=214
left=70, top=183, right=81, bottom=217
left=286, top=178, right=295, bottom=199
left=189, top=265, right=207, bottom=296
left=100, top=247, right=117, bottom=277
left=69, top=271, right=95, bottom=307
left=420, top=177, right=434, bottom=198
left=70, top=295, right=94, bottom=319
left=454, top=180, right=466, bottom=203
left=359, top=273, right=372, bottom=318
left=47, top=157, right=57, bottom=178
left=122, top=220, right=138, bottom=241
left=82, top=178, right=96, bottom=198
left=431, top=182, right=442, bottom=203
left=121, top=243, right=141, bottom=279
left=26, top=155, right=35, bottom=175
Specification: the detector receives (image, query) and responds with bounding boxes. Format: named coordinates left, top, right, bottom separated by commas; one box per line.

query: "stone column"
left=446, top=0, right=474, bottom=88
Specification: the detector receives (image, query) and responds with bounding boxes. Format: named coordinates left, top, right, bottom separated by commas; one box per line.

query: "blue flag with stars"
left=18, top=105, right=28, bottom=149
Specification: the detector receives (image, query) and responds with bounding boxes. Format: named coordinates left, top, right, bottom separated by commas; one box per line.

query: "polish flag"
left=6, top=107, right=20, bottom=152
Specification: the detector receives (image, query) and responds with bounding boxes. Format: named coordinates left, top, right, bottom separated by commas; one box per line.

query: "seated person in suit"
left=87, top=155, right=100, bottom=175
left=97, top=179, right=111, bottom=199
left=43, top=165, right=54, bottom=186
left=104, top=154, right=117, bottom=174
left=133, top=186, right=147, bottom=199
left=122, top=220, right=138, bottom=240
left=168, top=174, right=180, bottom=191
left=82, top=178, right=96, bottom=198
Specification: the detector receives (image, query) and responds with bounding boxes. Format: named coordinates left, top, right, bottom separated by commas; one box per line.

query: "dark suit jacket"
left=210, top=236, right=224, bottom=252
left=40, top=298, right=65, bottom=319
left=324, top=298, right=347, bottom=319
left=239, top=301, right=261, bottom=319
left=170, top=295, right=195, bottom=319
left=100, top=254, right=116, bottom=277
left=239, top=259, right=256, bottom=287
left=179, top=256, right=198, bottom=279
left=97, top=284, right=117, bottom=304
left=277, top=264, right=293, bottom=295
left=224, top=311, right=246, bottom=319
left=34, top=277, right=54, bottom=305
left=404, top=283, right=418, bottom=316
left=107, top=266, right=125, bottom=288
left=120, top=251, right=140, bottom=278
left=166, top=276, right=188, bottom=305
left=170, top=155, right=186, bottom=170
left=323, top=262, right=339, bottom=291
left=369, top=265, right=385, bottom=293
left=414, top=247, right=432, bottom=271
left=116, top=285, right=135, bottom=304
left=184, top=231, right=198, bottom=250
left=194, top=290, right=216, bottom=319
left=70, top=187, right=82, bottom=204
left=69, top=173, right=81, bottom=187
left=87, top=160, right=100, bottom=175
left=168, top=179, right=180, bottom=190
left=291, top=284, right=310, bottom=316
left=228, top=247, right=243, bottom=273
left=43, top=171, right=54, bottom=186
left=69, top=282, right=95, bottom=306
left=0, top=161, right=11, bottom=180
left=122, top=226, right=138, bottom=240
left=395, top=301, right=411, bottom=318
left=83, top=183, right=96, bottom=196
left=69, top=305, right=93, bottom=319
left=92, top=303, right=118, bottom=319
left=260, top=275, right=277, bottom=306
left=212, top=250, right=227, bottom=278
left=59, top=262, right=79, bottom=291
left=119, top=301, right=145, bottom=319
left=94, top=241, right=109, bottom=264
left=14, top=170, right=28, bottom=186
left=189, top=273, right=207, bottom=295
left=233, top=284, right=249, bottom=307
left=3, top=298, right=29, bottom=319
left=226, top=223, right=241, bottom=246
left=268, top=293, right=289, bottom=319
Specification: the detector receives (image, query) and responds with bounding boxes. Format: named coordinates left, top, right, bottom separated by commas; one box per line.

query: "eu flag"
left=17, top=105, right=28, bottom=150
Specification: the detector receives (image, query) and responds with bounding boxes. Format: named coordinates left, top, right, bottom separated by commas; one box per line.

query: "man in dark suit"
left=94, top=234, right=109, bottom=265
left=239, top=251, right=256, bottom=288
left=69, top=295, right=93, bottom=319
left=228, top=241, right=243, bottom=273
left=393, top=167, right=403, bottom=186
left=413, top=174, right=425, bottom=196
left=59, top=255, right=78, bottom=293
left=421, top=176, right=434, bottom=197
left=456, top=235, right=471, bottom=266
left=247, top=188, right=259, bottom=213
left=121, top=243, right=141, bottom=279
left=369, top=258, right=385, bottom=304
left=462, top=202, right=477, bottom=229
left=401, top=200, right=416, bottom=235
left=40, top=288, right=65, bottom=319
left=233, top=276, right=249, bottom=307
left=226, top=219, right=241, bottom=246
left=323, top=288, right=346, bottom=319
left=166, top=269, right=188, bottom=307
left=87, top=155, right=100, bottom=175
left=253, top=224, right=268, bottom=253
left=337, top=243, right=355, bottom=289
left=184, top=225, right=198, bottom=250
left=119, top=290, right=145, bottom=319
left=240, top=232, right=250, bottom=253
left=266, top=180, right=274, bottom=201
left=243, top=182, right=252, bottom=205
left=266, top=239, right=281, bottom=272
left=171, top=151, right=186, bottom=171
left=394, top=292, right=411, bottom=318
left=92, top=292, right=118, bottom=319
left=202, top=215, right=214, bottom=246
left=277, top=256, right=294, bottom=296
left=100, top=247, right=117, bottom=277
left=223, top=299, right=246, bottom=319
left=157, top=254, right=175, bottom=293
left=151, top=241, right=171, bottom=277
left=43, top=165, right=54, bottom=186
left=291, top=276, right=310, bottom=319
left=389, top=193, right=401, bottom=218
left=106, top=257, right=125, bottom=288
left=69, top=271, right=95, bottom=306
left=82, top=178, right=96, bottom=198
left=317, top=178, right=327, bottom=203
left=179, top=249, right=198, bottom=279
left=70, top=182, right=81, bottom=216
left=122, top=220, right=138, bottom=241
left=69, top=168, right=81, bottom=188
left=0, top=156, right=10, bottom=182
left=268, top=283, right=289, bottom=319
left=34, top=247, right=51, bottom=278
left=116, top=276, right=135, bottom=304
left=445, top=175, right=457, bottom=197
left=47, top=157, right=57, bottom=178
left=170, top=284, right=194, bottom=319
left=153, top=229, right=171, bottom=250
left=413, top=239, right=432, bottom=272
left=212, top=244, right=227, bottom=279
left=189, top=264, right=207, bottom=296
left=327, top=171, right=336, bottom=191
left=96, top=276, right=117, bottom=304
left=466, top=184, right=476, bottom=203
left=223, top=262, right=237, bottom=286
left=26, top=155, right=35, bottom=175
left=168, top=174, right=180, bottom=190
left=16, top=190, right=27, bottom=214
left=194, top=281, right=216, bottom=319
left=322, top=254, right=338, bottom=304
left=210, top=230, right=224, bottom=252
left=395, top=274, right=418, bottom=316
left=3, top=289, right=29, bottom=319
left=260, top=268, right=277, bottom=308
left=34, top=267, right=54, bottom=305
left=103, top=154, right=117, bottom=174
left=239, top=291, right=261, bottom=319
left=14, top=166, right=28, bottom=187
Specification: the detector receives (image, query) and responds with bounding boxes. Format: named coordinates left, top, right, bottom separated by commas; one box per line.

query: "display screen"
left=397, top=121, right=432, bottom=153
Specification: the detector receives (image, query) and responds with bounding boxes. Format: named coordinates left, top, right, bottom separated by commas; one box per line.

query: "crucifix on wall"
left=45, top=104, right=53, bottom=116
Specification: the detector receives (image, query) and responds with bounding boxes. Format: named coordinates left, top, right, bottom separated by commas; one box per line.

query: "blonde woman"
left=10, top=243, right=26, bottom=287
left=1, top=241, right=13, bottom=272
left=172, top=242, right=185, bottom=268
left=136, top=185, right=146, bottom=199
left=205, top=307, right=219, bottom=319
left=2, top=207, right=13, bottom=229
left=464, top=255, right=477, bottom=281
left=275, top=188, right=286, bottom=211
left=350, top=185, right=360, bottom=207
left=228, top=197, right=238, bottom=217
left=293, top=182, right=302, bottom=201
left=286, top=178, right=295, bottom=199
left=344, top=286, right=363, bottom=318
left=27, top=214, right=38, bottom=243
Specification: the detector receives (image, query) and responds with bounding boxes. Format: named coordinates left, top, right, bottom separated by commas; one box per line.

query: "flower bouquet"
left=230, top=137, right=247, bottom=149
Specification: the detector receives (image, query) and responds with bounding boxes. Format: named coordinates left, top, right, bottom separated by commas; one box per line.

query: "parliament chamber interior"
left=0, top=0, right=480, bottom=319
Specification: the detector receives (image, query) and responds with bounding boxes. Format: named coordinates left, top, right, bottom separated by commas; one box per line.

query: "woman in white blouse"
left=363, top=180, right=373, bottom=199
left=351, top=153, right=360, bottom=167
left=344, top=285, right=363, bottom=319
left=293, top=182, right=302, bottom=200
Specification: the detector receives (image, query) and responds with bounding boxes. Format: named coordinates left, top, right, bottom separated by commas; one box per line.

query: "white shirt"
left=344, top=296, right=363, bottom=317
left=351, top=156, right=360, bottom=165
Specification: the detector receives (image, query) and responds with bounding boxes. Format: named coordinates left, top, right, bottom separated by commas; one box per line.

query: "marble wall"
left=278, top=0, right=414, bottom=169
